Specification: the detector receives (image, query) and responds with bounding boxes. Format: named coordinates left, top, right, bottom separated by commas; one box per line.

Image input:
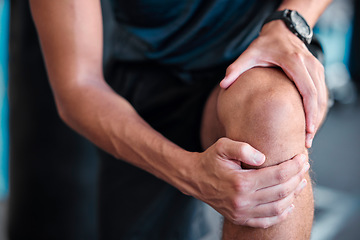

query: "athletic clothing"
left=98, top=1, right=323, bottom=239
left=108, top=0, right=281, bottom=79
left=99, top=62, right=224, bottom=240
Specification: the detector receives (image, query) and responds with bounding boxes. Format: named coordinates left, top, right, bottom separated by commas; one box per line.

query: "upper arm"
left=29, top=0, right=104, bottom=97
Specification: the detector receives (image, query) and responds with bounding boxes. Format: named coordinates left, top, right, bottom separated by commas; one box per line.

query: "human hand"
left=189, top=138, right=309, bottom=228
left=220, top=21, right=328, bottom=148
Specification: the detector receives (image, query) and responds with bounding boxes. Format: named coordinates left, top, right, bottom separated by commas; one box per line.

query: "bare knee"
left=217, top=67, right=306, bottom=168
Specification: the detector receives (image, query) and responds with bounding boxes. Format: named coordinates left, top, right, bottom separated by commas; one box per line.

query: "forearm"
left=30, top=0, right=197, bottom=196
left=278, top=0, right=332, bottom=27
left=58, top=79, right=195, bottom=194
left=30, top=0, right=312, bottom=230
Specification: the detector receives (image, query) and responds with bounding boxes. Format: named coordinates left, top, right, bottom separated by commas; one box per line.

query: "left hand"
left=220, top=20, right=328, bottom=148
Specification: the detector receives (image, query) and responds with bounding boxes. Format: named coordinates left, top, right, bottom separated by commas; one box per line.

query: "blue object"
left=0, top=0, right=9, bottom=199
left=109, top=0, right=281, bottom=74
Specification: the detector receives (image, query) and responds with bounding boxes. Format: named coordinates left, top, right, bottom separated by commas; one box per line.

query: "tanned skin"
left=29, top=0, right=330, bottom=238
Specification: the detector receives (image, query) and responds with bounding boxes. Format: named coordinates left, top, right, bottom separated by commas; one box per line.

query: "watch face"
left=290, top=11, right=312, bottom=38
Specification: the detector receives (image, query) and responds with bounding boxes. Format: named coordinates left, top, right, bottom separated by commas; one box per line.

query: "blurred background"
left=1, top=0, right=360, bottom=239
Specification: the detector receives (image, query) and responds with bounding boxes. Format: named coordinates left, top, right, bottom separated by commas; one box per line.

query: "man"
left=29, top=0, right=330, bottom=239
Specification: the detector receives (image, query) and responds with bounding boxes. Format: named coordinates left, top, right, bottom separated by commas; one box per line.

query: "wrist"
left=277, top=0, right=332, bottom=28
left=262, top=9, right=313, bottom=45
left=175, top=151, right=216, bottom=203
left=260, top=20, right=297, bottom=41
left=167, top=150, right=201, bottom=196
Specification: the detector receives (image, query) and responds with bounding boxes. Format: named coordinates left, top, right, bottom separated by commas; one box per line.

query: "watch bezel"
left=283, top=9, right=313, bottom=44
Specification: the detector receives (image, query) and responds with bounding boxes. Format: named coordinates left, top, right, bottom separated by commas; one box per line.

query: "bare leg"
left=201, top=67, right=322, bottom=239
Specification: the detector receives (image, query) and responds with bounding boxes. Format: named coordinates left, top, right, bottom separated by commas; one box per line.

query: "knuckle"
left=230, top=194, right=250, bottom=211
left=234, top=179, right=252, bottom=194
left=272, top=202, right=285, bottom=216
left=291, top=52, right=303, bottom=62
left=230, top=198, right=240, bottom=210
left=308, top=85, right=318, bottom=98
left=237, top=199, right=250, bottom=210
left=216, top=137, right=227, bottom=145
left=215, top=137, right=227, bottom=151
left=276, top=167, right=289, bottom=182
left=278, top=187, right=290, bottom=199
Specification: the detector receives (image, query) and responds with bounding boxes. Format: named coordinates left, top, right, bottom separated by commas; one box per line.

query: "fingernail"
left=308, top=138, right=313, bottom=148
left=288, top=204, right=295, bottom=213
left=252, top=151, right=265, bottom=165
left=300, top=179, right=307, bottom=190
left=304, top=162, right=310, bottom=172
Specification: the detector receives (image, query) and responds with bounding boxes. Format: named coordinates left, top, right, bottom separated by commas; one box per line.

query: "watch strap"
left=262, top=9, right=289, bottom=27
left=262, top=9, right=312, bottom=45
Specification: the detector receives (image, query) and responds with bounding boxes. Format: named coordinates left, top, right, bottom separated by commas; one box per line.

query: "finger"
left=220, top=48, right=273, bottom=89
left=306, top=59, right=327, bottom=130
left=304, top=58, right=326, bottom=147
left=294, top=178, right=308, bottom=197
left=245, top=204, right=295, bottom=228
left=220, top=51, right=255, bottom=89
left=216, top=138, right=266, bottom=166
left=280, top=58, right=318, bottom=142
left=252, top=186, right=298, bottom=218
left=249, top=154, right=307, bottom=190
left=254, top=164, right=309, bottom=204
left=315, top=69, right=328, bottom=129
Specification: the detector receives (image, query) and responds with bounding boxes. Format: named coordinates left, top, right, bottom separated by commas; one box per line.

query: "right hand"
left=189, top=138, right=309, bottom=229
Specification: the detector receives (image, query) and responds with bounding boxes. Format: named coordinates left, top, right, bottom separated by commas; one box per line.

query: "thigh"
left=200, top=84, right=223, bottom=150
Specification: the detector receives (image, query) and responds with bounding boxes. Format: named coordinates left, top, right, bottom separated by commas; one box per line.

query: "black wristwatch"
left=262, top=9, right=313, bottom=45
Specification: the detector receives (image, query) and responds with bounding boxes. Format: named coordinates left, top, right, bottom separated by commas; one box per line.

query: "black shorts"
left=98, top=61, right=225, bottom=240
left=98, top=40, right=324, bottom=240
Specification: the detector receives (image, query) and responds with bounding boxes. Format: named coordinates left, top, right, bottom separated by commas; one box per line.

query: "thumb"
left=219, top=138, right=266, bottom=166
